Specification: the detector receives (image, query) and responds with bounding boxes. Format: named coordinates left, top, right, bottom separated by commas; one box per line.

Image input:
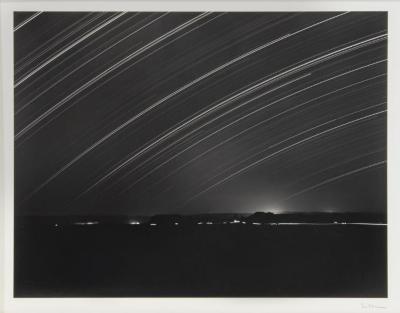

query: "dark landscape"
left=15, top=212, right=387, bottom=297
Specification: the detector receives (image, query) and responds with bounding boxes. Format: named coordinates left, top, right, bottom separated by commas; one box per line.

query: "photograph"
left=12, top=10, right=388, bottom=299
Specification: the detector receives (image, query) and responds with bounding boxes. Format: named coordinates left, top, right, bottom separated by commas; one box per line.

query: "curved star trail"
left=15, top=12, right=213, bottom=139
left=113, top=60, right=386, bottom=194
left=285, top=160, right=386, bottom=200
left=14, top=11, right=43, bottom=32
left=14, top=12, right=128, bottom=88
left=181, top=109, right=386, bottom=205
left=14, top=12, right=387, bottom=216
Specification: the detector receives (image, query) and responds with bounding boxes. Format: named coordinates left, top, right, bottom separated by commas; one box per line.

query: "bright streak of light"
left=15, top=12, right=127, bottom=87
left=286, top=160, right=386, bottom=200
left=15, top=12, right=211, bottom=138
left=14, top=12, right=43, bottom=32
left=185, top=111, right=386, bottom=205
left=68, top=17, right=384, bottom=198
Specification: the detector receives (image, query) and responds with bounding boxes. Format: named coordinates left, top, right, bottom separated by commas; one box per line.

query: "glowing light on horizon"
left=263, top=207, right=284, bottom=214
left=74, top=221, right=99, bottom=226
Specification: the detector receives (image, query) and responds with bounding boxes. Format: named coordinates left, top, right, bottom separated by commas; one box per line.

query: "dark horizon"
left=16, top=210, right=387, bottom=224
left=15, top=210, right=387, bottom=217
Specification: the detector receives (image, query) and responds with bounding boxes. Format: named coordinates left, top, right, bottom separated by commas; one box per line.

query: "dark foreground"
left=14, top=224, right=387, bottom=297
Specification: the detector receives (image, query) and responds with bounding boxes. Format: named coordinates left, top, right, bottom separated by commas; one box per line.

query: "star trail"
left=14, top=11, right=387, bottom=216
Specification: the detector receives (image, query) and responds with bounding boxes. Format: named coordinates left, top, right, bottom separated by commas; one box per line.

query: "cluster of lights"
left=54, top=219, right=367, bottom=229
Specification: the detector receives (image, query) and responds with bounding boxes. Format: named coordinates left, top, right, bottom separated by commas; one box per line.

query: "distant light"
left=75, top=221, right=98, bottom=226
left=206, top=222, right=213, bottom=225
left=54, top=224, right=58, bottom=227
left=129, top=221, right=140, bottom=225
left=241, top=222, right=246, bottom=224
left=252, top=222, right=261, bottom=225
left=334, top=221, right=338, bottom=224
left=262, top=206, right=283, bottom=214
left=197, top=222, right=203, bottom=225
left=230, top=220, right=240, bottom=224
left=341, top=222, right=347, bottom=225
left=150, top=223, right=157, bottom=226
left=174, top=222, right=179, bottom=226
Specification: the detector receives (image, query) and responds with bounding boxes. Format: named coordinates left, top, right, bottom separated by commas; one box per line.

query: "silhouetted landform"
left=15, top=212, right=387, bottom=227
left=148, top=214, right=183, bottom=225
left=244, top=212, right=387, bottom=224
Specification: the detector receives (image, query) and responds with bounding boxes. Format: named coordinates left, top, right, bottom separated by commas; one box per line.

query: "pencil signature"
left=361, top=303, right=387, bottom=310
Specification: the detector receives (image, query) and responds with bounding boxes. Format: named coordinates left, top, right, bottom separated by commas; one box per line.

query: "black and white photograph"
left=7, top=6, right=392, bottom=302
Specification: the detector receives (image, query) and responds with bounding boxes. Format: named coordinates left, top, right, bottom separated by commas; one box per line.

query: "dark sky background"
left=14, top=12, right=387, bottom=216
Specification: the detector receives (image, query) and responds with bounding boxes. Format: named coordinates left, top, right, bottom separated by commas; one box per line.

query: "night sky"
left=14, top=12, right=387, bottom=216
